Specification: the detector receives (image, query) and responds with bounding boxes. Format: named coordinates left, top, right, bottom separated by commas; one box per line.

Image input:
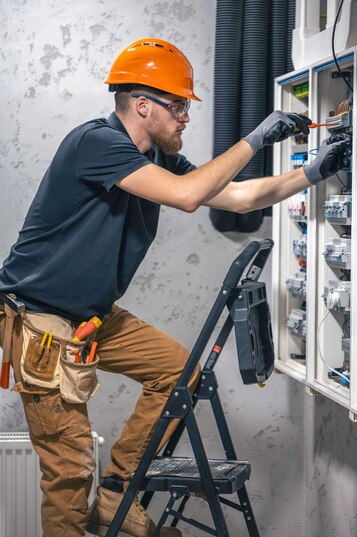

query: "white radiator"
left=0, top=431, right=104, bottom=537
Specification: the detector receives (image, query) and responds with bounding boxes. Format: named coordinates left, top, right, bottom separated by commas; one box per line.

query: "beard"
left=148, top=111, right=184, bottom=154
left=151, top=128, right=183, bottom=154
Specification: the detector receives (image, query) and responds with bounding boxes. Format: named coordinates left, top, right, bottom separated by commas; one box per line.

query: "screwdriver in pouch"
left=72, top=316, right=102, bottom=342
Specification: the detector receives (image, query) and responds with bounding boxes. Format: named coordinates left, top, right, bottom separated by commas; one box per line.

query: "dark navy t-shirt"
left=0, top=112, right=195, bottom=321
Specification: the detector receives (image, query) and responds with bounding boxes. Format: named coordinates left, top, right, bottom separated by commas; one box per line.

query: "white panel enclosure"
left=272, top=48, right=356, bottom=420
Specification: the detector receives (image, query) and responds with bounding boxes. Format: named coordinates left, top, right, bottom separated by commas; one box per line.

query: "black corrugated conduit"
left=234, top=0, right=269, bottom=233
left=210, top=0, right=244, bottom=232
left=210, top=0, right=296, bottom=233
left=265, top=0, right=288, bottom=180
left=287, top=0, right=296, bottom=73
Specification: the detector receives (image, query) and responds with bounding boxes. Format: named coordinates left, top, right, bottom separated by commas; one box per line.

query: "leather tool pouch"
left=21, top=312, right=100, bottom=403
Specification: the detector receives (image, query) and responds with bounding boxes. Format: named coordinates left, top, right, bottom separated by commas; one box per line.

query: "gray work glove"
left=303, top=137, right=350, bottom=185
left=244, top=111, right=311, bottom=154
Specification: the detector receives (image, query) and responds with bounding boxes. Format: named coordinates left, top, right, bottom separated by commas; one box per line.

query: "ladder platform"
left=102, top=457, right=251, bottom=495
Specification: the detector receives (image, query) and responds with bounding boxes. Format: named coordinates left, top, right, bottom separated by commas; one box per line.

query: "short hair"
left=114, top=84, right=168, bottom=113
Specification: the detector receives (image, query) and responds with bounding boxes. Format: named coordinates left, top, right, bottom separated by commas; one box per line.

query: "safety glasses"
left=131, top=93, right=191, bottom=119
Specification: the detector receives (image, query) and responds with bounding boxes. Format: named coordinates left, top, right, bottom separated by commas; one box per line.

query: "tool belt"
left=21, top=312, right=100, bottom=404
left=0, top=294, right=100, bottom=404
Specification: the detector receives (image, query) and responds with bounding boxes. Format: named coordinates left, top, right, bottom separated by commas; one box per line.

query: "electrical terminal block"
left=324, top=194, right=352, bottom=225
left=285, top=273, right=306, bottom=299
left=323, top=237, right=351, bottom=269
left=291, top=152, right=308, bottom=169
left=287, top=192, right=308, bottom=221
left=326, top=108, right=352, bottom=132
left=293, top=81, right=309, bottom=99
left=326, top=98, right=352, bottom=170
left=293, top=235, right=307, bottom=261
left=286, top=308, right=306, bottom=339
left=323, top=280, right=351, bottom=311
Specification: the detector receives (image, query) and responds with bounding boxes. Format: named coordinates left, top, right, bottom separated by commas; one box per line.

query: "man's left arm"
left=206, top=167, right=308, bottom=213
left=206, top=137, right=349, bottom=213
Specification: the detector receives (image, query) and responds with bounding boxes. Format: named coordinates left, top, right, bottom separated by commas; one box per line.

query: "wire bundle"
left=333, top=98, right=352, bottom=116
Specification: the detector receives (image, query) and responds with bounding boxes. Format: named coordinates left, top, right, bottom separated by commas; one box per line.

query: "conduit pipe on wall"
left=210, top=0, right=296, bottom=233
left=210, top=0, right=243, bottom=232
left=265, top=0, right=288, bottom=179
left=234, top=0, right=269, bottom=233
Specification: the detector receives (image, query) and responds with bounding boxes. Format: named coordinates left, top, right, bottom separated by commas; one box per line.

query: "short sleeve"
left=160, top=152, right=196, bottom=175
left=76, top=126, right=151, bottom=192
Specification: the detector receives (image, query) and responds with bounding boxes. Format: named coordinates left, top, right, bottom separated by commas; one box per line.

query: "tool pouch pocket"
left=60, top=344, right=100, bottom=404
left=21, top=312, right=73, bottom=390
left=23, top=335, right=61, bottom=382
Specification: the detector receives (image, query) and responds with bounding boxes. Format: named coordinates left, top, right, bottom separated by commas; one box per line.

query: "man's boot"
left=86, top=486, right=182, bottom=537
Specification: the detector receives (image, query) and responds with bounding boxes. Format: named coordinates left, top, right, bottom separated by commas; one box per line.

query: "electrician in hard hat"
left=0, top=38, right=347, bottom=537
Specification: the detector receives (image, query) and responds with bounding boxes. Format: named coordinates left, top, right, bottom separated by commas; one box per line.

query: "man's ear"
left=134, top=96, right=149, bottom=118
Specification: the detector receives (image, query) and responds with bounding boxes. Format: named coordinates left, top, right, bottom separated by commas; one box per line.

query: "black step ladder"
left=104, top=239, right=274, bottom=537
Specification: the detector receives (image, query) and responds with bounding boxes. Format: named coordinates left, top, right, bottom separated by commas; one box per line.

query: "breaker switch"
left=323, top=237, right=351, bottom=269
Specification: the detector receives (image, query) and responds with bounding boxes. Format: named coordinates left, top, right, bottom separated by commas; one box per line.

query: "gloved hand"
left=244, top=111, right=311, bottom=154
left=303, top=137, right=351, bottom=185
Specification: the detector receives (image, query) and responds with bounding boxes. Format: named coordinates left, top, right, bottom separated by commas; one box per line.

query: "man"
left=0, top=38, right=347, bottom=537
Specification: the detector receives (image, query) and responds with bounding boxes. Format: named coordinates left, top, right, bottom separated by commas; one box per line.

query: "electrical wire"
left=332, top=0, right=353, bottom=93
left=340, top=269, right=351, bottom=281
left=317, top=308, right=350, bottom=384
left=333, top=98, right=352, bottom=116
left=335, top=171, right=348, bottom=188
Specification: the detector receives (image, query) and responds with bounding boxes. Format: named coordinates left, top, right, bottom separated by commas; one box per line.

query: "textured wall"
left=1, top=1, right=357, bottom=537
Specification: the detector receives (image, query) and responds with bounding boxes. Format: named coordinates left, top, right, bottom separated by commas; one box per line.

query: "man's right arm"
left=117, top=112, right=347, bottom=213
left=118, top=111, right=311, bottom=211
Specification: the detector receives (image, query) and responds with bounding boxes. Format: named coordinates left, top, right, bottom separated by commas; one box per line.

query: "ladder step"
left=101, top=457, right=251, bottom=495
left=143, top=456, right=251, bottom=494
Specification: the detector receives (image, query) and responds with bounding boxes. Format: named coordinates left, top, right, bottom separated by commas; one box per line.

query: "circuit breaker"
left=272, top=47, right=356, bottom=420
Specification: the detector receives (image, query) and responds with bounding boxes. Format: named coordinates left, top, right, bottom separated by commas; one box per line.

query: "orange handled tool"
left=72, top=317, right=102, bottom=342
left=0, top=294, right=25, bottom=389
left=87, top=342, right=98, bottom=364
left=0, top=306, right=17, bottom=389
left=74, top=350, right=81, bottom=364
left=308, top=122, right=338, bottom=128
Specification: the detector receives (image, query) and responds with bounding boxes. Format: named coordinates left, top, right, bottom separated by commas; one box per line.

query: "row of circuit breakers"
left=286, top=97, right=353, bottom=387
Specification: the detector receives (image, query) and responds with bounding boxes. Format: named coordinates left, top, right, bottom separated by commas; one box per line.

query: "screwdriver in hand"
left=308, top=122, right=338, bottom=128
left=294, top=121, right=338, bottom=133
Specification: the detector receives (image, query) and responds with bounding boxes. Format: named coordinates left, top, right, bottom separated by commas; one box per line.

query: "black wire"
left=340, top=269, right=351, bottom=281
left=335, top=171, right=347, bottom=188
left=332, top=0, right=353, bottom=93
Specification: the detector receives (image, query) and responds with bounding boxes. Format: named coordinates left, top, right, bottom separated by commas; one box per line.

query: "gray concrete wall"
left=0, top=1, right=357, bottom=536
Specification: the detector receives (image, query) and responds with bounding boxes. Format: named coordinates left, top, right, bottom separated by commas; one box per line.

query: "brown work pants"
left=1, top=305, right=200, bottom=537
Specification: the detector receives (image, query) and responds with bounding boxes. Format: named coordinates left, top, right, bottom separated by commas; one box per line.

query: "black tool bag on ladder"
left=104, top=239, right=275, bottom=537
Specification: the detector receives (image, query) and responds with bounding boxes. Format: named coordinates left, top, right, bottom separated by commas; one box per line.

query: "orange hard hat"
left=105, top=38, right=201, bottom=101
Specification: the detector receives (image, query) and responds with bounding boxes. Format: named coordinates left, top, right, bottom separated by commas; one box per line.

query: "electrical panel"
left=272, top=48, right=357, bottom=420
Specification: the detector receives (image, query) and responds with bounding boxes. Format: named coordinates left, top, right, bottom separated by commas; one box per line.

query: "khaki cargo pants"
left=0, top=304, right=200, bottom=537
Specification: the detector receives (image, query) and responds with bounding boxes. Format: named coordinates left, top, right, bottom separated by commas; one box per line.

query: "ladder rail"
left=106, top=240, right=273, bottom=537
